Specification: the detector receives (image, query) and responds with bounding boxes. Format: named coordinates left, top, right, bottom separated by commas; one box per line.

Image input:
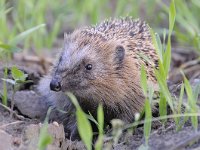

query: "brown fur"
left=39, top=17, right=159, bottom=139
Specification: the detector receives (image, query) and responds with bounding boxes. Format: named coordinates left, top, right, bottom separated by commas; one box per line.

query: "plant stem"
left=0, top=103, right=24, bottom=120
left=2, top=67, right=8, bottom=106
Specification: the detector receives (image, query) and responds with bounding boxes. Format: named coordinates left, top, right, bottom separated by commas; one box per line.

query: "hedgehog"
left=38, top=17, right=159, bottom=140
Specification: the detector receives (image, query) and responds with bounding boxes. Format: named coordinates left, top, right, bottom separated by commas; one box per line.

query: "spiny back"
left=81, top=17, right=151, bottom=41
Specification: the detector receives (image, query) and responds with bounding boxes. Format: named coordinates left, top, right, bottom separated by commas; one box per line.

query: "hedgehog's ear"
left=114, top=45, right=125, bottom=67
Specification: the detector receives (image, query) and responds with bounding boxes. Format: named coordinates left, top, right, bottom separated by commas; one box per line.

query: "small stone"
left=134, top=113, right=140, bottom=121
left=39, top=122, right=42, bottom=127
left=14, top=91, right=48, bottom=120
left=53, top=121, right=59, bottom=127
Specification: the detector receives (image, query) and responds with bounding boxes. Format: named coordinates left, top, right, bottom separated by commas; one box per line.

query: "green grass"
left=140, top=64, right=153, bottom=147
left=159, top=0, right=200, bottom=52
left=2, top=68, right=8, bottom=106
left=0, top=0, right=61, bottom=54
left=1, top=66, right=29, bottom=114
left=67, top=92, right=107, bottom=150
left=0, top=0, right=166, bottom=55
left=149, top=0, right=176, bottom=127
left=38, top=108, right=53, bottom=150
left=1, top=0, right=199, bottom=54
left=67, top=92, right=93, bottom=150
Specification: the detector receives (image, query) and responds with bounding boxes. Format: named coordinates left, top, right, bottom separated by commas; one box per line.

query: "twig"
left=14, top=54, right=53, bottom=65
left=171, top=132, right=200, bottom=150
left=180, top=58, right=200, bottom=69
left=169, top=57, right=200, bottom=78
left=123, top=113, right=200, bottom=130
left=169, top=64, right=200, bottom=80
left=0, top=121, right=24, bottom=129
left=0, top=103, right=24, bottom=120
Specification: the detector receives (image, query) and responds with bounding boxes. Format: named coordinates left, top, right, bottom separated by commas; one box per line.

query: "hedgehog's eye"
left=85, top=64, right=92, bottom=70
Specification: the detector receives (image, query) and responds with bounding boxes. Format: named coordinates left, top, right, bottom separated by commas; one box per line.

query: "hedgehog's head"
left=50, top=30, right=126, bottom=101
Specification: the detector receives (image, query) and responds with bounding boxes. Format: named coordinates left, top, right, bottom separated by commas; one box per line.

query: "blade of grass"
left=10, top=24, right=46, bottom=45
left=151, top=30, right=163, bottom=63
left=38, top=108, right=53, bottom=150
left=175, top=83, right=184, bottom=131
left=159, top=93, right=167, bottom=123
left=155, top=68, right=174, bottom=112
left=144, top=99, right=152, bottom=146
left=97, top=104, right=104, bottom=135
left=67, top=92, right=92, bottom=150
left=2, top=68, right=8, bottom=106
left=95, top=105, right=104, bottom=150
left=163, top=0, right=176, bottom=76
left=183, top=74, right=198, bottom=131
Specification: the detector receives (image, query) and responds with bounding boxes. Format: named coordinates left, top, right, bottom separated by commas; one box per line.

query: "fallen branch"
left=0, top=121, right=24, bottom=129
left=0, top=103, right=24, bottom=120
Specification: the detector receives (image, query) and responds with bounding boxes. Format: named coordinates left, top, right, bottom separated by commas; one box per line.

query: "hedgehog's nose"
left=50, top=79, right=61, bottom=92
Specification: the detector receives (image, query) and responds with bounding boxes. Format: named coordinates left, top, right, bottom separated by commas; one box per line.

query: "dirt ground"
left=1, top=46, right=200, bottom=150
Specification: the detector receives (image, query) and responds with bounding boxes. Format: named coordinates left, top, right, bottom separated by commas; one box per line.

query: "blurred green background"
left=0, top=0, right=200, bottom=56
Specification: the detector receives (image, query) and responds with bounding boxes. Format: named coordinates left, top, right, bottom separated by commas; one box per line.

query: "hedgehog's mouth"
left=60, top=82, right=79, bottom=92
left=60, top=81, right=90, bottom=93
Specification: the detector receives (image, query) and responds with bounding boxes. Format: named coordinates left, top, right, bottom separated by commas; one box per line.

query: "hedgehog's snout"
left=50, top=76, right=61, bottom=92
